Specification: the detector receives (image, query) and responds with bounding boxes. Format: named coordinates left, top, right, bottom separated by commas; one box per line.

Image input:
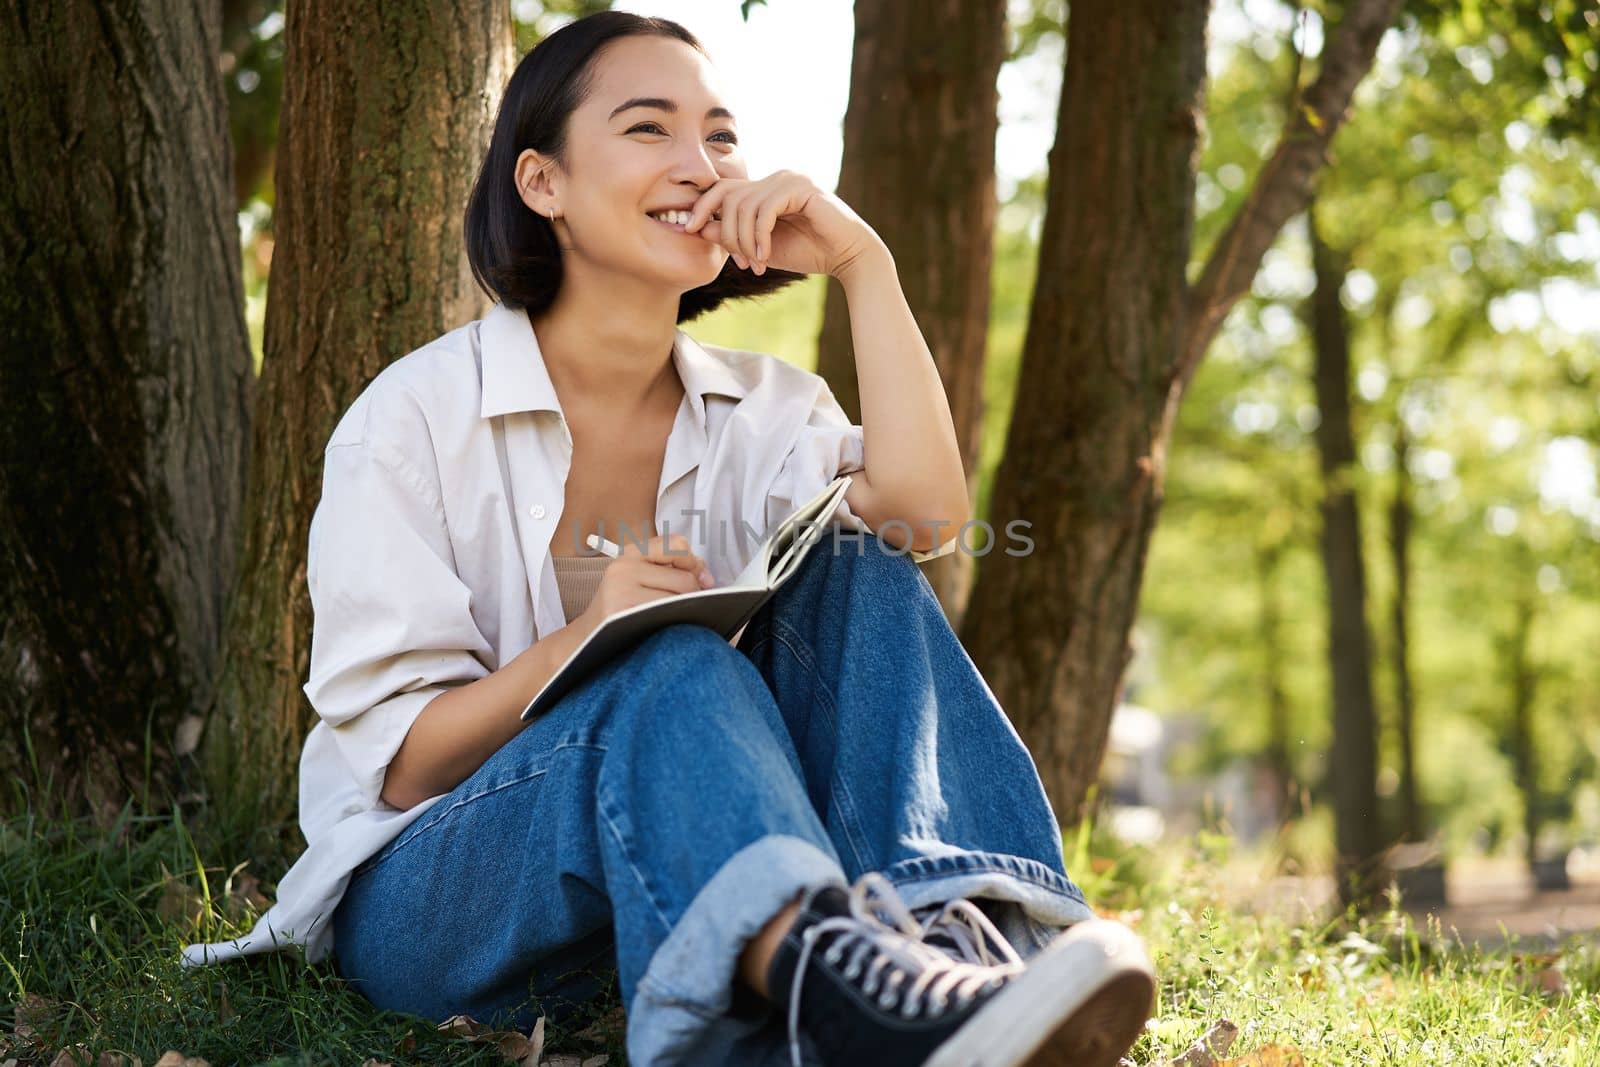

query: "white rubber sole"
left=921, top=918, right=1156, bottom=1067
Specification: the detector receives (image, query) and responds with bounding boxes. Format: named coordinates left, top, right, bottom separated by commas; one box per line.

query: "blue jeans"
left=331, top=531, right=1094, bottom=1066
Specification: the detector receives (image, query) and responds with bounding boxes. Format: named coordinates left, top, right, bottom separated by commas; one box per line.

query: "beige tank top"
left=550, top=553, right=614, bottom=624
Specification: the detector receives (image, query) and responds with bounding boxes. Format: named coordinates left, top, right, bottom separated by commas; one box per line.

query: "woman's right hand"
left=572, top=533, right=716, bottom=638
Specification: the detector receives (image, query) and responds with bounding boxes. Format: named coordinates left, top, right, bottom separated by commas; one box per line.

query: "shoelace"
left=912, top=898, right=1025, bottom=968
left=787, top=872, right=1025, bottom=1067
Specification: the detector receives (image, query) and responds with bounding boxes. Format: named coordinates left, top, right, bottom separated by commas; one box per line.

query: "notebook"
left=519, top=474, right=855, bottom=722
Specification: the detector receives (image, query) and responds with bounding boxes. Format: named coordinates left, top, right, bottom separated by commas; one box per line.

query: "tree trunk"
left=1306, top=202, right=1387, bottom=906
left=955, top=0, right=1401, bottom=826
left=957, top=0, right=1211, bottom=824
left=1389, top=421, right=1423, bottom=843
left=196, top=0, right=513, bottom=852
left=1506, top=596, right=1539, bottom=870
left=0, top=0, right=252, bottom=822
left=1257, top=541, right=1294, bottom=824
left=816, top=0, right=1007, bottom=625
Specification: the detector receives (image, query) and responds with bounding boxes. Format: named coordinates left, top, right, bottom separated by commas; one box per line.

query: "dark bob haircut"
left=464, top=11, right=807, bottom=324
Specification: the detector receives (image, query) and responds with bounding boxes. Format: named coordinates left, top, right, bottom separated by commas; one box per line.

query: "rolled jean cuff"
left=628, top=834, right=846, bottom=1067
left=878, top=850, right=1097, bottom=958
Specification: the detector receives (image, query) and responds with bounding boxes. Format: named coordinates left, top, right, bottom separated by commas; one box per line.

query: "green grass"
left=3, top=804, right=1597, bottom=1066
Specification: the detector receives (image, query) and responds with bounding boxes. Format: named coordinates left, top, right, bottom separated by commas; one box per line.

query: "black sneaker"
left=912, top=897, right=1025, bottom=969
left=768, top=872, right=1154, bottom=1067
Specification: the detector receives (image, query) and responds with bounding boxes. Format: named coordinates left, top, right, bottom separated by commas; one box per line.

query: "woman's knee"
left=601, top=624, right=765, bottom=733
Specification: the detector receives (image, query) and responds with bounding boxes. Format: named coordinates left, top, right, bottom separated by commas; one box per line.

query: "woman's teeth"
left=648, top=210, right=691, bottom=226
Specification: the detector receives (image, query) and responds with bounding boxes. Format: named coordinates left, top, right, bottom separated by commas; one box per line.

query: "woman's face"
left=529, top=35, right=748, bottom=291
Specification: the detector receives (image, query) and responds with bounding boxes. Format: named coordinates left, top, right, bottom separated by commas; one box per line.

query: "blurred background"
left=6, top=0, right=1600, bottom=946
left=232, top=0, right=1600, bottom=917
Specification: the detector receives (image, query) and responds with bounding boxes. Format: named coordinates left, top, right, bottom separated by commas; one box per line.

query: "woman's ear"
left=514, top=149, right=560, bottom=219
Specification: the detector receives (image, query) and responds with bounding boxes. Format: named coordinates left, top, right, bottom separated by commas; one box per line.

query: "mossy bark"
left=0, top=0, right=252, bottom=822
left=196, top=0, right=513, bottom=853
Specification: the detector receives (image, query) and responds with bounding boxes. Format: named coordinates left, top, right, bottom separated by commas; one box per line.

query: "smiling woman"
left=179, top=11, right=1151, bottom=1067
left=463, top=21, right=806, bottom=322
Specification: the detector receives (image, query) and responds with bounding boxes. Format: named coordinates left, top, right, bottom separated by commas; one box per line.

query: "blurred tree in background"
left=3, top=0, right=1595, bottom=905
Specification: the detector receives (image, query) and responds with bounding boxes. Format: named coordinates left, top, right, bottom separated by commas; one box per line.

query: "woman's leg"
left=332, top=622, right=845, bottom=1066
left=734, top=529, right=1097, bottom=957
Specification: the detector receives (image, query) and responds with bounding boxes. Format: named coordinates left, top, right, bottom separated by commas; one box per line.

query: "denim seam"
left=762, top=616, right=875, bottom=876
left=353, top=767, right=550, bottom=877
left=888, top=861, right=1089, bottom=905
left=594, top=791, right=675, bottom=943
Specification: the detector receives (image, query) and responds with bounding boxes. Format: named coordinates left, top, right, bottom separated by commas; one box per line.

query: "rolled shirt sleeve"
left=301, top=440, right=494, bottom=809
left=764, top=379, right=958, bottom=564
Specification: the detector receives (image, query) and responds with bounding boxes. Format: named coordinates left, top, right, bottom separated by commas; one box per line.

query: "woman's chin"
left=669, top=257, right=731, bottom=290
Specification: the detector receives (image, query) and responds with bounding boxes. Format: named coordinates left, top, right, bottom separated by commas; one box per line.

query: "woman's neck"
left=530, top=269, right=682, bottom=413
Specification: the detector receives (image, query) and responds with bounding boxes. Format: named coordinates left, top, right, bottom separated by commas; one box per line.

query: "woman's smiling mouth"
left=648, top=209, right=692, bottom=232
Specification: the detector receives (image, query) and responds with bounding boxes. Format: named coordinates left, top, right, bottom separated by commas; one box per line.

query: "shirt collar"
left=479, top=302, right=748, bottom=426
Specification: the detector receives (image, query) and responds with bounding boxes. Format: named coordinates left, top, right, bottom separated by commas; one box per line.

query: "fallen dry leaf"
left=225, top=871, right=273, bottom=921
left=151, top=1052, right=210, bottom=1067
left=541, top=1058, right=583, bottom=1067
left=1517, top=966, right=1570, bottom=999
left=11, top=992, right=57, bottom=1046
left=48, top=1045, right=92, bottom=1067
left=393, top=1028, right=416, bottom=1056
left=360, top=1060, right=391, bottom=1067
left=1167, top=1019, right=1239, bottom=1066
left=96, top=1052, right=142, bottom=1067
left=156, top=878, right=208, bottom=929
left=579, top=1057, right=609, bottom=1066
left=571, top=1004, right=626, bottom=1047
left=435, top=1012, right=548, bottom=1065
left=1216, top=1045, right=1305, bottom=1067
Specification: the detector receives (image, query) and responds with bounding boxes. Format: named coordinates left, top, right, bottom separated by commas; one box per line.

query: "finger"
left=726, top=189, right=753, bottom=265
left=753, top=198, right=779, bottom=274
left=644, top=536, right=708, bottom=573
left=738, top=193, right=760, bottom=272
left=647, top=533, right=693, bottom=558
left=685, top=182, right=733, bottom=233
left=692, top=218, right=745, bottom=269
left=632, top=565, right=702, bottom=597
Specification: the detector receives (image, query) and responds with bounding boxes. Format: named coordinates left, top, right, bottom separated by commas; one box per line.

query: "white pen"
left=585, top=532, right=623, bottom=559
left=587, top=532, right=716, bottom=587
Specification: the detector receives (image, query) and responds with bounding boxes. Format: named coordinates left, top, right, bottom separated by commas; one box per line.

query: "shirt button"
left=529, top=504, right=546, bottom=520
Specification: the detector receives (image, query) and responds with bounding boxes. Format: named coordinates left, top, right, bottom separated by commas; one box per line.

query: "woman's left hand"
left=684, top=170, right=882, bottom=279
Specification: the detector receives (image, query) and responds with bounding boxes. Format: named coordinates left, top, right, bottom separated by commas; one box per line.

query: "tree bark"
left=958, top=0, right=1210, bottom=824
left=0, top=0, right=252, bottom=821
left=196, top=0, right=513, bottom=850
left=1306, top=201, right=1387, bottom=906
left=816, top=0, right=1007, bottom=624
left=959, top=0, right=1403, bottom=826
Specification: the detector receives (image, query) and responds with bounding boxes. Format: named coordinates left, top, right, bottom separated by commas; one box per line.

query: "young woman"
left=182, top=12, right=1155, bottom=1067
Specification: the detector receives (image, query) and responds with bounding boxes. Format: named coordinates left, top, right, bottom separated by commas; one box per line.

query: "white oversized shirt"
left=180, top=300, right=954, bottom=968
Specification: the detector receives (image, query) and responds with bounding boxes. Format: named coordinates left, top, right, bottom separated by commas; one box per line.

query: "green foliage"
left=1133, top=0, right=1600, bottom=861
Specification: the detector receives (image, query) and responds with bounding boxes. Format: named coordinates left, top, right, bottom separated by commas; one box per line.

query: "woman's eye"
left=626, top=122, right=738, bottom=146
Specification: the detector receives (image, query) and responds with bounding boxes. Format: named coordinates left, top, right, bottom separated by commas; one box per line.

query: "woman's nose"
left=673, top=141, right=723, bottom=185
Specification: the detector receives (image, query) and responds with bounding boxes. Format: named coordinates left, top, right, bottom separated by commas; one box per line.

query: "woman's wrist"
left=830, top=237, right=893, bottom=290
